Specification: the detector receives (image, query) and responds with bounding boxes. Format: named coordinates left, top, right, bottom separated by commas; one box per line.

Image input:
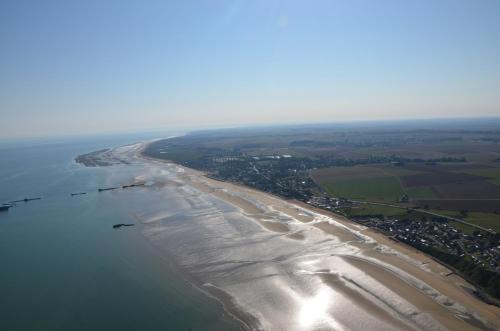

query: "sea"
left=0, top=133, right=241, bottom=331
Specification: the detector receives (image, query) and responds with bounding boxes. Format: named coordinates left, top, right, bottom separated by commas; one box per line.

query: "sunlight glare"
left=298, top=290, right=330, bottom=327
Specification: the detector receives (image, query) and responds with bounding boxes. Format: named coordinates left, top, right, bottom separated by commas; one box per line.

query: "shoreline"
left=133, top=223, right=256, bottom=331
left=291, top=200, right=500, bottom=308
left=131, top=144, right=261, bottom=330
left=139, top=139, right=495, bottom=299
left=80, top=140, right=500, bottom=330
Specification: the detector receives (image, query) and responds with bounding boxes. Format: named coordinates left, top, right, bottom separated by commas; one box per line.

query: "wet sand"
left=207, top=181, right=500, bottom=329
left=294, top=201, right=500, bottom=328
left=94, top=143, right=500, bottom=330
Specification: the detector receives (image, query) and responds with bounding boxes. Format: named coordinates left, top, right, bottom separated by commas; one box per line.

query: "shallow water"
left=0, top=136, right=241, bottom=331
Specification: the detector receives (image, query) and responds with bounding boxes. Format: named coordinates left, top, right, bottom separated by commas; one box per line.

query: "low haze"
left=1, top=0, right=500, bottom=138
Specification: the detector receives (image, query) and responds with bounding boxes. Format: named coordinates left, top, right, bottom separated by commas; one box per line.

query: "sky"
left=1, top=0, right=500, bottom=138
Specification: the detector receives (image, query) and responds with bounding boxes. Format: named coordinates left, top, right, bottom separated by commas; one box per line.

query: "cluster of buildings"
left=201, top=156, right=316, bottom=200
left=363, top=217, right=499, bottom=271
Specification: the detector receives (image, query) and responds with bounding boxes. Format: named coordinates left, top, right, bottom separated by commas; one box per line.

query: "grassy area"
left=405, top=186, right=436, bottom=199
left=351, top=147, right=389, bottom=158
left=448, top=221, right=476, bottom=235
left=344, top=204, right=434, bottom=224
left=463, top=168, right=500, bottom=185
left=379, top=166, right=423, bottom=177
left=322, top=176, right=405, bottom=202
left=465, top=212, right=500, bottom=232
left=431, top=209, right=500, bottom=233
left=430, top=209, right=461, bottom=218
left=313, top=164, right=500, bottom=214
left=312, top=166, right=387, bottom=180
left=313, top=165, right=437, bottom=202
left=345, top=204, right=407, bottom=218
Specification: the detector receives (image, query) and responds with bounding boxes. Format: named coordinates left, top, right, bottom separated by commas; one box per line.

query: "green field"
left=448, top=221, right=476, bottom=235
left=346, top=204, right=407, bottom=218
left=322, top=176, right=405, bottom=202
left=464, top=212, right=500, bottom=232
left=312, top=163, right=500, bottom=214
left=313, top=166, right=436, bottom=202
left=463, top=168, right=500, bottom=185
left=431, top=210, right=500, bottom=233
left=405, top=186, right=436, bottom=199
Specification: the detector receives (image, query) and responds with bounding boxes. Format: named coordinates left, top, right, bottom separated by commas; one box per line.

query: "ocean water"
left=0, top=135, right=241, bottom=331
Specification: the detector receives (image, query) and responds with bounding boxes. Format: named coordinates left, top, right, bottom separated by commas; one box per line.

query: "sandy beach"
left=96, top=142, right=500, bottom=330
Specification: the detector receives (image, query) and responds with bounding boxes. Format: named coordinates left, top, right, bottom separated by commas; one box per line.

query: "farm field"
left=465, top=212, right=500, bottom=233
left=345, top=204, right=408, bottom=218
left=312, top=166, right=407, bottom=202
left=404, top=187, right=436, bottom=199
left=461, top=168, right=500, bottom=185
left=146, top=121, right=500, bottom=229
left=321, top=176, right=404, bottom=202
left=312, top=163, right=500, bottom=215
left=414, top=199, right=500, bottom=213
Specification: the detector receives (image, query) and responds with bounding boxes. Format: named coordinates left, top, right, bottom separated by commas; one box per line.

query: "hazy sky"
left=1, top=0, right=500, bottom=138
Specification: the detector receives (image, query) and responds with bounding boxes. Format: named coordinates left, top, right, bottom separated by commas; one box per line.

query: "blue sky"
left=1, top=0, right=499, bottom=138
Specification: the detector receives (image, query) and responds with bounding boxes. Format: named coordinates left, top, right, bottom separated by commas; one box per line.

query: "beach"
left=94, top=141, right=500, bottom=330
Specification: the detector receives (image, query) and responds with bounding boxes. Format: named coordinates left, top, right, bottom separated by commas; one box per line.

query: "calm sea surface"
left=0, top=134, right=240, bottom=331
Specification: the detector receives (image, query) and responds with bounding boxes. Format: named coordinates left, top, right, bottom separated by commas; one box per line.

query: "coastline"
left=0, top=137, right=250, bottom=331
left=121, top=144, right=262, bottom=330
left=81, top=140, right=500, bottom=330
left=175, top=158, right=500, bottom=308
left=133, top=223, right=257, bottom=331
left=196, top=173, right=500, bottom=329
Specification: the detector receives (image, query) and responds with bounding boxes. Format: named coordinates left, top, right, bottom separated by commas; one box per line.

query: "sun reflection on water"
left=299, top=290, right=331, bottom=327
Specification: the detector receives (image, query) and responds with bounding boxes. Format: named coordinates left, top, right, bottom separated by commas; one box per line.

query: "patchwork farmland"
left=311, top=163, right=500, bottom=232
left=147, top=121, right=500, bottom=232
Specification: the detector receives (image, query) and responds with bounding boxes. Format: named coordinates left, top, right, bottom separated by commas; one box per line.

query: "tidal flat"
left=90, top=141, right=500, bottom=331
